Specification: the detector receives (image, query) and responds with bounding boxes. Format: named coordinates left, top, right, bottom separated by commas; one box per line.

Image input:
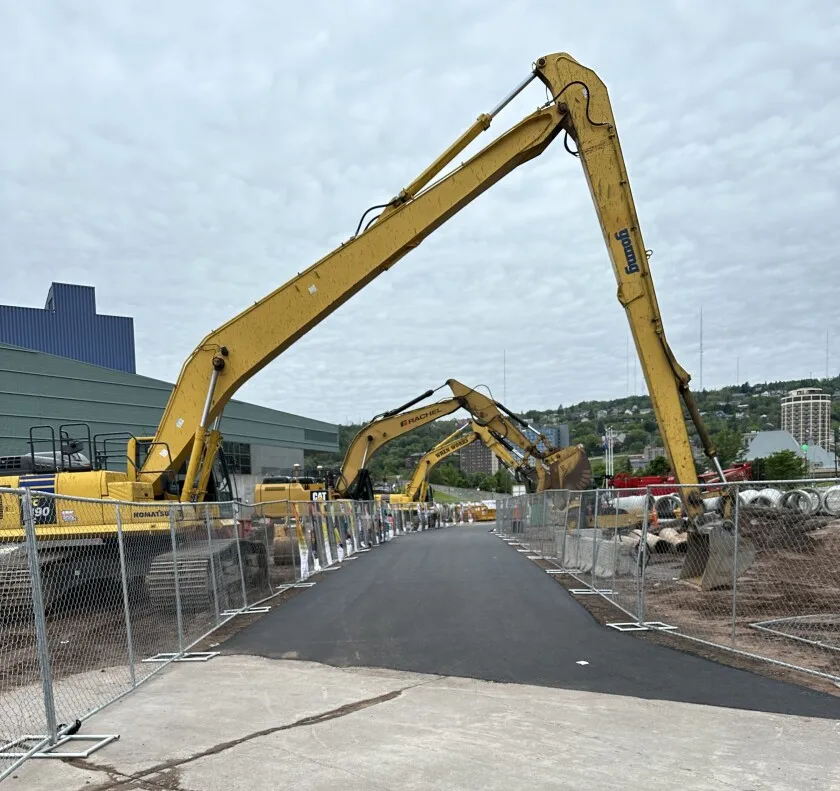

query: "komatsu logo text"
left=400, top=407, right=444, bottom=427
left=615, top=228, right=639, bottom=274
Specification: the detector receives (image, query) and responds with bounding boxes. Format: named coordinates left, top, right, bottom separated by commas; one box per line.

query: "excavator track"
left=0, top=546, right=35, bottom=611
left=0, top=543, right=122, bottom=613
left=144, top=538, right=268, bottom=610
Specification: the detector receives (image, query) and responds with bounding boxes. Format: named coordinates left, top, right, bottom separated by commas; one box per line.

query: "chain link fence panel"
left=497, top=478, right=840, bottom=680
left=641, top=479, right=840, bottom=680
left=0, top=489, right=408, bottom=780
left=0, top=488, right=51, bottom=777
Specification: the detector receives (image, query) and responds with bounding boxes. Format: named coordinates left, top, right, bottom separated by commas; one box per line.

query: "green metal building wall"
left=0, top=343, right=338, bottom=458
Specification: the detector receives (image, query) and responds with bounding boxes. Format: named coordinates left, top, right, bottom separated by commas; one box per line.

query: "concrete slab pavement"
left=11, top=655, right=840, bottom=791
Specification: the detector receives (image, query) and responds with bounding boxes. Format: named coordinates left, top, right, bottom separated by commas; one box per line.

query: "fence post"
left=22, top=490, right=58, bottom=744
left=560, top=494, right=571, bottom=567
left=591, top=489, right=601, bottom=591
left=541, top=490, right=548, bottom=556
left=731, top=487, right=740, bottom=646
left=231, top=500, right=249, bottom=608
left=168, top=506, right=184, bottom=655
left=611, top=491, right=620, bottom=584
left=287, top=510, right=299, bottom=581
left=114, top=504, right=136, bottom=689
left=259, top=504, right=276, bottom=593
left=636, top=488, right=649, bottom=625
left=203, top=507, right=221, bottom=622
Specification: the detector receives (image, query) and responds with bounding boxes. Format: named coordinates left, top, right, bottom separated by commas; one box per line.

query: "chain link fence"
left=431, top=484, right=498, bottom=501
left=495, top=479, right=840, bottom=682
left=0, top=488, right=452, bottom=781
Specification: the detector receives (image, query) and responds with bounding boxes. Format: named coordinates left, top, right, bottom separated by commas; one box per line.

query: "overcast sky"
left=2, top=1, right=839, bottom=425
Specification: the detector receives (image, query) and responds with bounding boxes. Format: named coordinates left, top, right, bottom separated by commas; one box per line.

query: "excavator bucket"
left=547, top=446, right=592, bottom=491
left=679, top=522, right=756, bottom=591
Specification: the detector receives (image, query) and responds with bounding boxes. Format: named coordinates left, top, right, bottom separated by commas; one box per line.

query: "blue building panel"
left=0, top=283, right=135, bottom=373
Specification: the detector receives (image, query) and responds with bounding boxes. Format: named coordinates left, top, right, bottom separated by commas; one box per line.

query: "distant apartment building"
left=642, top=445, right=666, bottom=462
left=460, top=440, right=499, bottom=476
left=781, top=387, right=833, bottom=450
left=523, top=423, right=569, bottom=452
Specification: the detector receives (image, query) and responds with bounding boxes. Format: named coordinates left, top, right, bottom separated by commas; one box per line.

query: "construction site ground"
left=12, top=524, right=840, bottom=790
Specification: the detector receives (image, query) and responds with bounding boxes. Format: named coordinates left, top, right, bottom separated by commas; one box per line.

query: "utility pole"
left=605, top=426, right=615, bottom=479
left=736, top=357, right=739, bottom=386
left=826, top=331, right=830, bottom=379
left=699, top=306, right=704, bottom=392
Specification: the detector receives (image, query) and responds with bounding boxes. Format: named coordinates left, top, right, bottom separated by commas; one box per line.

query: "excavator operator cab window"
left=208, top=450, right=236, bottom=502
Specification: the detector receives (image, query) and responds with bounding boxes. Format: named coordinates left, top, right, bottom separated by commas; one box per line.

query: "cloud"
left=1, top=1, right=838, bottom=426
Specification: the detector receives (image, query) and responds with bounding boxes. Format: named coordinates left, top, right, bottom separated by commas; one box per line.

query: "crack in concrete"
left=74, top=687, right=406, bottom=790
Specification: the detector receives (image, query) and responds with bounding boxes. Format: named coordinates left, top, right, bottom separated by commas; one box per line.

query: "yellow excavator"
left=0, top=51, right=747, bottom=604
left=399, top=421, right=530, bottom=503
left=252, top=384, right=588, bottom=561
left=254, top=379, right=590, bottom=508
left=331, top=379, right=591, bottom=498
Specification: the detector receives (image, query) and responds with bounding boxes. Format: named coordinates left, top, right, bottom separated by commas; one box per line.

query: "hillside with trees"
left=306, top=375, right=839, bottom=490
left=526, top=374, right=839, bottom=472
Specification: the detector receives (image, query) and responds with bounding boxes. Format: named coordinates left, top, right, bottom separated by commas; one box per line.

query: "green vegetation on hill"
left=306, top=375, right=839, bottom=487
left=526, top=375, right=840, bottom=463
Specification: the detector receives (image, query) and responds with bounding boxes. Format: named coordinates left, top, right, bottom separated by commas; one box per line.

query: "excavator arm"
left=470, top=423, right=540, bottom=489
left=405, top=421, right=541, bottom=502
left=140, top=84, right=570, bottom=498
left=405, top=428, right=480, bottom=503
left=333, top=388, right=541, bottom=499
left=534, top=54, right=718, bottom=511
left=334, top=378, right=576, bottom=499
left=335, top=396, right=463, bottom=500
left=141, top=52, right=712, bottom=530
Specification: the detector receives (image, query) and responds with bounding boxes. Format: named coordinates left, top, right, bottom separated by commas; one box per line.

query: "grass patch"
left=430, top=490, right=461, bottom=503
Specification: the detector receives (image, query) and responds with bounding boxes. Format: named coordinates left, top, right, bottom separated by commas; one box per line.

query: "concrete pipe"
left=653, top=494, right=681, bottom=519
left=820, top=486, right=840, bottom=517
left=738, top=489, right=763, bottom=507
left=746, top=487, right=783, bottom=508
left=606, top=494, right=655, bottom=514
left=781, top=489, right=815, bottom=516
left=632, top=528, right=665, bottom=553
left=703, top=496, right=723, bottom=513
left=802, top=488, right=822, bottom=513
left=658, top=526, right=688, bottom=553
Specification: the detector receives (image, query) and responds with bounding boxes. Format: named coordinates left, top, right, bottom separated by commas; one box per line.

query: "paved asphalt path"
left=224, top=525, right=840, bottom=718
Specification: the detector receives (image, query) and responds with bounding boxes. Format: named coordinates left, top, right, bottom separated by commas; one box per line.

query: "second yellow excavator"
left=254, top=379, right=591, bottom=509
left=398, top=421, right=535, bottom=503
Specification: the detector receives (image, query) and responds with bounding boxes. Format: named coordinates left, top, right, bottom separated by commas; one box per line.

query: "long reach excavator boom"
left=5, top=52, right=746, bottom=595
left=403, top=421, right=537, bottom=503
left=331, top=379, right=589, bottom=500
left=138, top=53, right=701, bottom=506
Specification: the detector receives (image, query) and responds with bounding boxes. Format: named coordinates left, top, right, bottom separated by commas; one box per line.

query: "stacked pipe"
left=737, top=485, right=840, bottom=517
